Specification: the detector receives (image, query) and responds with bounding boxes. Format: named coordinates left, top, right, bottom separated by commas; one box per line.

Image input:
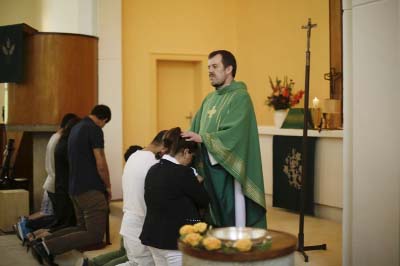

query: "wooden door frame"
left=329, top=0, right=343, bottom=125
left=329, top=0, right=343, bottom=101
left=150, top=53, right=208, bottom=134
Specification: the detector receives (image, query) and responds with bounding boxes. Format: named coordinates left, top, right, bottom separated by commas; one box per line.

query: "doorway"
left=156, top=59, right=202, bottom=131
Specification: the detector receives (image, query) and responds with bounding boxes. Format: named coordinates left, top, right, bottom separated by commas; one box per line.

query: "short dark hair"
left=124, top=145, right=143, bottom=161
left=208, top=50, right=237, bottom=77
left=60, top=113, right=78, bottom=128
left=91, top=105, right=112, bottom=123
left=151, top=130, right=167, bottom=145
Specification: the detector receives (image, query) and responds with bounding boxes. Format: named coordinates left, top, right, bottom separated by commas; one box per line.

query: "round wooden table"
left=178, top=229, right=297, bottom=266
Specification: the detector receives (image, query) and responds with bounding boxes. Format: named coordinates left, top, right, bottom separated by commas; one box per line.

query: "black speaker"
left=0, top=23, right=37, bottom=83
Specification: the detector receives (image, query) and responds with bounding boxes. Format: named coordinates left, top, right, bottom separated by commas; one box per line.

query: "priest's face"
left=208, top=54, right=233, bottom=88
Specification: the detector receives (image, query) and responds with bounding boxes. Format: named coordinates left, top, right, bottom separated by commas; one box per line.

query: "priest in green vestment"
left=182, top=50, right=266, bottom=228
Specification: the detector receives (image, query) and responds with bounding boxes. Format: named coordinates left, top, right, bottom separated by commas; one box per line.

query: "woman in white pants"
left=139, top=127, right=209, bottom=266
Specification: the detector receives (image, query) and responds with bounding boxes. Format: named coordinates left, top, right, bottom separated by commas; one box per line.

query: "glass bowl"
left=207, top=227, right=269, bottom=245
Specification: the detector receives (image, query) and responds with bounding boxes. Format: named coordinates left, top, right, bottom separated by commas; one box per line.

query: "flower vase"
left=274, top=109, right=288, bottom=128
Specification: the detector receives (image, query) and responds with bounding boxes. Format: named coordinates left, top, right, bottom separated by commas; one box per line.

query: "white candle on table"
left=312, top=97, right=320, bottom=108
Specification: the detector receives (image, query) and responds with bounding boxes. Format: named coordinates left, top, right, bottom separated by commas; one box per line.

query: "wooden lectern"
left=1, top=23, right=98, bottom=211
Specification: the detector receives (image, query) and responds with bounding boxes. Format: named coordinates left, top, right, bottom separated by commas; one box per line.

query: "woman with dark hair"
left=50, top=116, right=82, bottom=231
left=140, top=127, right=209, bottom=266
left=28, top=117, right=82, bottom=241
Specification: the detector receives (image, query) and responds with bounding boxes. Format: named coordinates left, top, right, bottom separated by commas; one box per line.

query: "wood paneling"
left=329, top=0, right=343, bottom=101
left=7, top=33, right=98, bottom=125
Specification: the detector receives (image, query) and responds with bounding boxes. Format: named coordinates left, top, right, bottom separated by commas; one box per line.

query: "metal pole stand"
left=297, top=18, right=327, bottom=262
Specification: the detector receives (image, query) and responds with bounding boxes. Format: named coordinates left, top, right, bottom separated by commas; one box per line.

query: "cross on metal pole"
left=297, top=18, right=327, bottom=263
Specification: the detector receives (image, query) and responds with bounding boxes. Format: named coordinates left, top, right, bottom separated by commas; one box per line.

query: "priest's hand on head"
left=181, top=131, right=202, bottom=143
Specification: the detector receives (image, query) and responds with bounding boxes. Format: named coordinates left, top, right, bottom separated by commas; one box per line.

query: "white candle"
left=312, top=97, right=320, bottom=108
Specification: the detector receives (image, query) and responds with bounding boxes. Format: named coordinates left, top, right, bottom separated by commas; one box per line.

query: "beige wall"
left=236, top=0, right=330, bottom=125
left=122, top=0, right=330, bottom=148
left=0, top=0, right=42, bottom=29
left=122, top=0, right=238, bottom=146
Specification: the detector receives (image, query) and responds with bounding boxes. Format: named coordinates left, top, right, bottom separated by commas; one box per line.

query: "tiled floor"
left=97, top=201, right=342, bottom=266
left=1, top=201, right=342, bottom=266
left=267, top=207, right=342, bottom=266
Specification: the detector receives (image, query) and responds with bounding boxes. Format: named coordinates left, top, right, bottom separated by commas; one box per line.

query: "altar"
left=258, top=126, right=343, bottom=222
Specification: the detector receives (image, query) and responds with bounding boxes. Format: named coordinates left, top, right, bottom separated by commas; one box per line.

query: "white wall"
left=343, top=0, right=400, bottom=265
left=97, top=0, right=123, bottom=199
left=41, top=0, right=97, bottom=35
left=342, top=0, right=353, bottom=265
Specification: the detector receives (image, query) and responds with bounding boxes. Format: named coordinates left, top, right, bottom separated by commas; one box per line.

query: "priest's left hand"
left=181, top=131, right=202, bottom=143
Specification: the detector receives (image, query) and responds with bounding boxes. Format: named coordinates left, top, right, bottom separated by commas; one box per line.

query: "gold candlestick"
left=310, top=108, right=322, bottom=129
left=322, top=99, right=341, bottom=129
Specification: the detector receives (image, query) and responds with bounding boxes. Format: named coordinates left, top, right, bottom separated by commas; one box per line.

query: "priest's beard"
left=213, top=83, right=224, bottom=89
left=210, top=74, right=228, bottom=89
left=212, top=79, right=228, bottom=89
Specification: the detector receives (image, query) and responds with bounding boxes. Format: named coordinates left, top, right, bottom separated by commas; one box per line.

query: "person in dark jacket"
left=140, top=127, right=209, bottom=266
left=25, top=116, right=81, bottom=241
left=51, top=116, right=82, bottom=231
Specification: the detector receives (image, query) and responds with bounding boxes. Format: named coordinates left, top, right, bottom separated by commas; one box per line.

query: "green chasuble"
left=190, top=80, right=267, bottom=228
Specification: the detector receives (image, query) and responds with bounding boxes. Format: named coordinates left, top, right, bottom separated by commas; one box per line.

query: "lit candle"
left=312, top=97, right=320, bottom=108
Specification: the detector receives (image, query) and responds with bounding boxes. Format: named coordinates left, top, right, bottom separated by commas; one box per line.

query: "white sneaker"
left=16, top=222, right=24, bottom=240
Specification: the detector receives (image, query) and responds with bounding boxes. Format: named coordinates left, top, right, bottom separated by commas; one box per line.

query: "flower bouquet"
left=265, top=76, right=304, bottom=110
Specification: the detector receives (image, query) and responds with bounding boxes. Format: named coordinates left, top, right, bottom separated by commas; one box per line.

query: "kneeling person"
left=140, top=127, right=210, bottom=266
left=116, top=131, right=166, bottom=266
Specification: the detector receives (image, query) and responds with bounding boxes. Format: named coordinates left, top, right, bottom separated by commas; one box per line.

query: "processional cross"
left=297, top=18, right=327, bottom=263
left=301, top=18, right=317, bottom=67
